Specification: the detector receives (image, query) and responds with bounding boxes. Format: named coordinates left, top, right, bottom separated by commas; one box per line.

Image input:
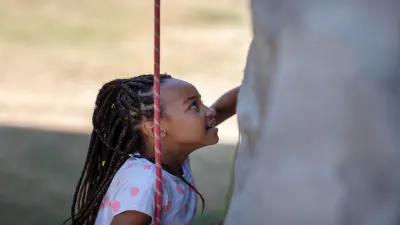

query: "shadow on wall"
left=0, top=125, right=236, bottom=225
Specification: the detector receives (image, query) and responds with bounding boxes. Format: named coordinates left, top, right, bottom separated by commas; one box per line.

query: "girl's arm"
left=111, top=211, right=152, bottom=225
left=211, top=86, right=240, bottom=126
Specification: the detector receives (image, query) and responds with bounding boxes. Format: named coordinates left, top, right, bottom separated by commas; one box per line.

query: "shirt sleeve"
left=110, top=168, right=156, bottom=221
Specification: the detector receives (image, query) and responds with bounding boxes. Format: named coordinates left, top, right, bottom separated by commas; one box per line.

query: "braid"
left=64, top=74, right=172, bottom=225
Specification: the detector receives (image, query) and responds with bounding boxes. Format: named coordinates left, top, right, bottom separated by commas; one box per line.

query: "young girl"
left=66, top=74, right=239, bottom=225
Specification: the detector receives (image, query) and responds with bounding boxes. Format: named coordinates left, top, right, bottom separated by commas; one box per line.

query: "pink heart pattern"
left=143, top=165, right=152, bottom=170
left=99, top=200, right=111, bottom=209
left=111, top=200, right=121, bottom=212
left=100, top=200, right=121, bottom=213
left=164, top=200, right=171, bottom=213
left=176, top=184, right=184, bottom=194
left=130, top=187, right=140, bottom=197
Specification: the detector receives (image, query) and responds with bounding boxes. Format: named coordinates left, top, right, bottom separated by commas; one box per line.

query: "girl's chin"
left=205, top=128, right=220, bottom=145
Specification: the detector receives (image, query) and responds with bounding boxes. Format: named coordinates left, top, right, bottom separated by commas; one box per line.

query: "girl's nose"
left=205, top=107, right=216, bottom=118
left=205, top=107, right=217, bottom=128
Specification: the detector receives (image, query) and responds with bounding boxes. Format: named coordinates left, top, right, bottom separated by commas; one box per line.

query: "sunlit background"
left=0, top=0, right=251, bottom=224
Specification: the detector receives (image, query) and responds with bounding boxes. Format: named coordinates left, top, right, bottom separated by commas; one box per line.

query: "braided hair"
left=64, top=74, right=204, bottom=225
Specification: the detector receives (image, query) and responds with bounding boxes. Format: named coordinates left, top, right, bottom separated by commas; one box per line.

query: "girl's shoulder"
left=101, top=158, right=167, bottom=221
left=120, top=157, right=156, bottom=173
left=112, top=158, right=157, bottom=189
left=112, top=156, right=194, bottom=191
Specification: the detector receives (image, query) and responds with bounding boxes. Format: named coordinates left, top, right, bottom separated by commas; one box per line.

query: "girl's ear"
left=141, top=121, right=167, bottom=138
left=142, top=121, right=155, bottom=137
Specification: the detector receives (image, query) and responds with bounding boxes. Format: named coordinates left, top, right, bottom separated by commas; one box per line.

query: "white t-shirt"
left=94, top=156, right=197, bottom=225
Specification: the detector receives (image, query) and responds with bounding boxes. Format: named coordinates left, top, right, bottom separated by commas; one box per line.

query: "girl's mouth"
left=206, top=116, right=217, bottom=130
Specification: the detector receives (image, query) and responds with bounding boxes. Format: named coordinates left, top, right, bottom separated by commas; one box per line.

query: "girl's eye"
left=190, top=102, right=198, bottom=109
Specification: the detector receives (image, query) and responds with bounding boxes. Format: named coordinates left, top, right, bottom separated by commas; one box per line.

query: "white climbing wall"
left=224, top=0, right=400, bottom=224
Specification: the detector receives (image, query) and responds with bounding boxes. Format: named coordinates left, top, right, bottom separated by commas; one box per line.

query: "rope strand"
left=154, top=0, right=163, bottom=224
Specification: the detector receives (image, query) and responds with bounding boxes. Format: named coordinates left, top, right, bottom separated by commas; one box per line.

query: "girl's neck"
left=143, top=146, right=189, bottom=176
left=138, top=154, right=183, bottom=176
left=162, top=153, right=187, bottom=174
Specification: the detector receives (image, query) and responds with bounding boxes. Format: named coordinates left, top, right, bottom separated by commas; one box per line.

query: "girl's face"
left=159, top=78, right=219, bottom=151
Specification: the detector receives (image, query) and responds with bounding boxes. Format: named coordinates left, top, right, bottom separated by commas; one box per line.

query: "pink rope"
left=153, top=0, right=163, bottom=224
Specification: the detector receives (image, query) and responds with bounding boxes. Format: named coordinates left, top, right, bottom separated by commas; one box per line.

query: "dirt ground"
left=0, top=0, right=250, bottom=224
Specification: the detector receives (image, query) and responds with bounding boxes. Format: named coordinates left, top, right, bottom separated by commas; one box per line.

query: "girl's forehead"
left=160, top=79, right=200, bottom=103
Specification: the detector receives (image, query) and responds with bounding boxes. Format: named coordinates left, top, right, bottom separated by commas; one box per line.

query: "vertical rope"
left=153, top=0, right=162, bottom=224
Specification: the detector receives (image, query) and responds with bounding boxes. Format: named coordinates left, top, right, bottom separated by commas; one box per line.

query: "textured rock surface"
left=225, top=0, right=400, bottom=224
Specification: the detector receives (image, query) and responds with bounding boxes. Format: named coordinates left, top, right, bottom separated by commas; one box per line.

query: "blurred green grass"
left=0, top=126, right=235, bottom=225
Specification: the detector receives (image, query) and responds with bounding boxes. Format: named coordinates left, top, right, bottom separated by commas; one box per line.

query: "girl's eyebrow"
left=183, top=94, right=201, bottom=104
